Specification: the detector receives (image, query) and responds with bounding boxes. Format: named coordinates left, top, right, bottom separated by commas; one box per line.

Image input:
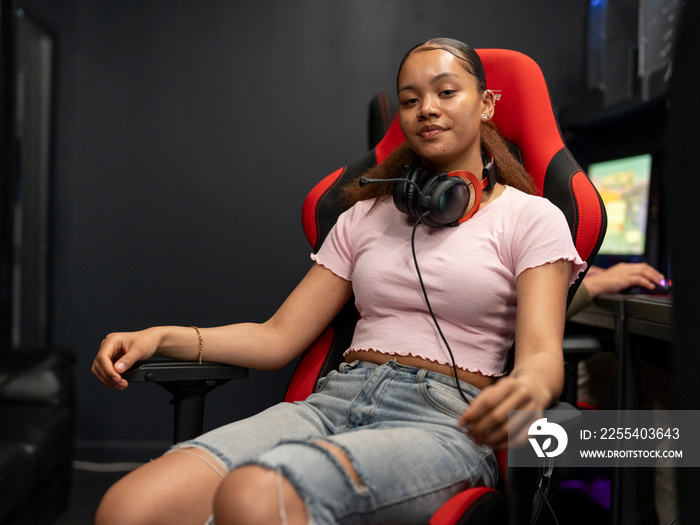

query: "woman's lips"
left=418, top=125, right=445, bottom=139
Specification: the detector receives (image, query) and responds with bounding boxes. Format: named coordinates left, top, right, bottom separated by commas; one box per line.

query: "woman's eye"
left=441, top=89, right=456, bottom=96
left=401, top=98, right=418, bottom=107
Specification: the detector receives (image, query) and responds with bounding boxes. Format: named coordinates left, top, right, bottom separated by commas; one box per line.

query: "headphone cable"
left=410, top=214, right=471, bottom=405
left=412, top=214, right=565, bottom=525
left=532, top=476, right=560, bottom=525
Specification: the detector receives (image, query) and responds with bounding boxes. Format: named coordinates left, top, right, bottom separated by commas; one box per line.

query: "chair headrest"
left=303, top=49, right=606, bottom=268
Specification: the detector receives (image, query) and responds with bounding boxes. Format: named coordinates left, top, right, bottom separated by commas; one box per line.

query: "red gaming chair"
left=125, top=48, right=606, bottom=525
left=289, top=47, right=605, bottom=404
left=289, top=48, right=607, bottom=523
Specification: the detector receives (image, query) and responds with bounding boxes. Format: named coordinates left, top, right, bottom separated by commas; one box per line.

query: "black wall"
left=17, top=0, right=587, bottom=461
left=667, top=1, right=700, bottom=521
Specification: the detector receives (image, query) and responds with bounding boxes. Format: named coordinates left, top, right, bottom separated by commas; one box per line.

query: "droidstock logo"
left=528, top=418, right=568, bottom=458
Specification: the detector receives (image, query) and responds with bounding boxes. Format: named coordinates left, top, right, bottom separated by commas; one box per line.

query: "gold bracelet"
left=189, top=326, right=203, bottom=365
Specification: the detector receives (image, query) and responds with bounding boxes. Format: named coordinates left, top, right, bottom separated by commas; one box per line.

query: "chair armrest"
left=123, top=358, right=248, bottom=443
left=123, top=358, right=248, bottom=386
left=563, top=334, right=603, bottom=355
left=545, top=401, right=582, bottom=427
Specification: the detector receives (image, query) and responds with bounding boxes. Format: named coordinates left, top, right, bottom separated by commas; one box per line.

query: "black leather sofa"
left=0, top=349, right=74, bottom=524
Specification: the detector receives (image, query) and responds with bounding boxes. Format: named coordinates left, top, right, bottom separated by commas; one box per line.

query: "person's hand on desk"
left=584, top=263, right=665, bottom=298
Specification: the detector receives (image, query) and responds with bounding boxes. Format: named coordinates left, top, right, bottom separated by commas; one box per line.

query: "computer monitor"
left=588, top=153, right=653, bottom=259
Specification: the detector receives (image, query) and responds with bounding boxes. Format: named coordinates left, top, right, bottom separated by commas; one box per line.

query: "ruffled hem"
left=309, top=255, right=352, bottom=281
left=343, top=348, right=507, bottom=378
left=519, top=255, right=587, bottom=285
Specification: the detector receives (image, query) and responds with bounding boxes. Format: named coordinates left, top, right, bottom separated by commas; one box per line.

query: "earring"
left=481, top=113, right=491, bottom=120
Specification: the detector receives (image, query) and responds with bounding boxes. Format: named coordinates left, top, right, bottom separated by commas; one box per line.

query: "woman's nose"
left=418, top=97, right=439, bottom=118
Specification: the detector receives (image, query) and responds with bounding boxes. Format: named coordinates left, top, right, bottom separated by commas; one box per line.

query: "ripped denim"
left=172, top=359, right=498, bottom=525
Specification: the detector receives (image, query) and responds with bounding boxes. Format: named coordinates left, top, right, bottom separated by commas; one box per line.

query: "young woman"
left=92, top=38, right=585, bottom=525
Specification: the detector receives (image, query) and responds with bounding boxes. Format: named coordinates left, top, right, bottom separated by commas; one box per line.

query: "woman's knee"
left=213, top=465, right=308, bottom=525
left=95, top=471, right=155, bottom=525
left=95, top=450, right=224, bottom=525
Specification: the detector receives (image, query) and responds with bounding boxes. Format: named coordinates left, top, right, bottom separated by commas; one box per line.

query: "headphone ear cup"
left=421, top=176, right=471, bottom=227
left=393, top=166, right=425, bottom=220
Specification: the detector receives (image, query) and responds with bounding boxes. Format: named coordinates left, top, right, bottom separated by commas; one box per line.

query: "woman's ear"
left=481, top=89, right=495, bottom=120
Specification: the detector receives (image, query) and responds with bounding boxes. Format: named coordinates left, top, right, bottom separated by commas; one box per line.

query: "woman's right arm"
left=92, top=262, right=353, bottom=389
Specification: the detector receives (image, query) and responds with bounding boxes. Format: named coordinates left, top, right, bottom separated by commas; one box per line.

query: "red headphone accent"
left=449, top=169, right=492, bottom=224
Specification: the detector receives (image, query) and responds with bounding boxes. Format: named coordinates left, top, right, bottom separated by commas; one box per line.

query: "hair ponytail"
left=480, top=121, right=537, bottom=195
left=340, top=143, right=418, bottom=207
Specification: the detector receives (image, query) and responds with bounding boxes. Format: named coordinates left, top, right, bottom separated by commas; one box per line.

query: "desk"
left=570, top=294, right=673, bottom=409
left=569, top=293, right=674, bottom=525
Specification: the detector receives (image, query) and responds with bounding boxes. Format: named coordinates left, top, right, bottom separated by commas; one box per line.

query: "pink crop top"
left=310, top=185, right=586, bottom=377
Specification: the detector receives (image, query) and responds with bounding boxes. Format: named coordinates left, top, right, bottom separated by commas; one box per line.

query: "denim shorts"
left=173, top=359, right=498, bottom=524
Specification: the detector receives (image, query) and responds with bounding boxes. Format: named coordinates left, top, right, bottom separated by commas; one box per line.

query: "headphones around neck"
left=393, top=154, right=496, bottom=227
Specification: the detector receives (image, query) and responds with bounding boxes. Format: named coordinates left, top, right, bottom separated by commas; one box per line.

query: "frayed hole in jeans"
left=313, top=440, right=366, bottom=490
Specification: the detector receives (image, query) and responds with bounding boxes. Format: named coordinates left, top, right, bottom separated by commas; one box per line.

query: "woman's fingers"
left=92, top=333, right=140, bottom=389
left=459, top=377, right=543, bottom=449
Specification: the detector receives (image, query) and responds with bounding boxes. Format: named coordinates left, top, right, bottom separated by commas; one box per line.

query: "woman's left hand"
left=457, top=372, right=550, bottom=449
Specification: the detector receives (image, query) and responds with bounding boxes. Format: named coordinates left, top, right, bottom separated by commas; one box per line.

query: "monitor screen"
left=588, top=153, right=653, bottom=256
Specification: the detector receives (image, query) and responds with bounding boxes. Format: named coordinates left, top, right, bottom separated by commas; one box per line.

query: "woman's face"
left=397, top=48, right=494, bottom=173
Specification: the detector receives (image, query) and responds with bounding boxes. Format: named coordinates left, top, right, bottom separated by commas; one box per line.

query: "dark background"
left=13, top=0, right=590, bottom=462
